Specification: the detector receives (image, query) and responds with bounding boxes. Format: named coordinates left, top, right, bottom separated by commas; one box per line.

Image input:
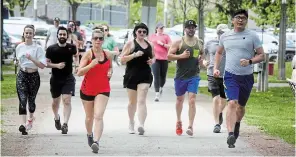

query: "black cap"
left=184, top=20, right=197, bottom=28
left=54, top=17, right=60, bottom=21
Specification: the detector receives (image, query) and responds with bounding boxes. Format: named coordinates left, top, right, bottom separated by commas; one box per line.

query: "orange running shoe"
left=176, top=121, right=183, bottom=135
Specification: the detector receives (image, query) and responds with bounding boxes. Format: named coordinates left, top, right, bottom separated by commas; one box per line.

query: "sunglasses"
left=137, top=30, right=147, bottom=34
left=234, top=16, right=247, bottom=21
left=93, top=36, right=104, bottom=41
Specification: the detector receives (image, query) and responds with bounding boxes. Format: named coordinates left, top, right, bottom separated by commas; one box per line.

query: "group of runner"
left=14, top=9, right=264, bottom=152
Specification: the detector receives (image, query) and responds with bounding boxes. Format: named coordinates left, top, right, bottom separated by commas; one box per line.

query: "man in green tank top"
left=167, top=20, right=204, bottom=136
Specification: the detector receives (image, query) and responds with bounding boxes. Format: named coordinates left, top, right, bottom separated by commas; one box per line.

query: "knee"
left=176, top=97, right=184, bottom=105
left=228, top=100, right=238, bottom=109
left=94, top=114, right=103, bottom=121
left=85, top=116, right=94, bottom=123
left=189, top=96, right=196, bottom=105
left=63, top=99, right=71, bottom=106
left=128, top=103, right=136, bottom=109
left=237, top=106, right=245, bottom=112
left=28, top=103, right=36, bottom=113
left=52, top=100, right=60, bottom=106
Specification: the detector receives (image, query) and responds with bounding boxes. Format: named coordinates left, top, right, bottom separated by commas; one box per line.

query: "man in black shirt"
left=46, top=26, right=78, bottom=134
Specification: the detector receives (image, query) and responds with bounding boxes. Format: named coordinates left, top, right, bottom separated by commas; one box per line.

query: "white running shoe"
left=26, top=117, right=35, bottom=131
left=129, top=121, right=135, bottom=134
left=154, top=92, right=160, bottom=102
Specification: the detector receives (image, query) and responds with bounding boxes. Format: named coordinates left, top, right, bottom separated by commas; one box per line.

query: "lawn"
left=167, top=62, right=292, bottom=83
left=1, top=74, right=17, bottom=99
left=2, top=64, right=16, bottom=72
left=199, top=87, right=295, bottom=145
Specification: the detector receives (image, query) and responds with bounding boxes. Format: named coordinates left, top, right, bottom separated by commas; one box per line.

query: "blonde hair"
left=92, top=30, right=104, bottom=38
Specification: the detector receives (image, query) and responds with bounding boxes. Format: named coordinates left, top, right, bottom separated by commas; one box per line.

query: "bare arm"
left=251, top=47, right=265, bottom=63
left=30, top=58, right=46, bottom=69
left=213, top=46, right=224, bottom=70
left=167, top=40, right=186, bottom=61
left=76, top=51, right=94, bottom=76
left=46, top=60, right=61, bottom=69
left=120, top=41, right=136, bottom=64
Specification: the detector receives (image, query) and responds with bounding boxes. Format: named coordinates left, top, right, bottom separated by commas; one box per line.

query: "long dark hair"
left=101, top=24, right=112, bottom=37
left=22, top=25, right=35, bottom=42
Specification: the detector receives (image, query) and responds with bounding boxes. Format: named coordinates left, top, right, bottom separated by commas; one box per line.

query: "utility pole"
left=1, top=2, right=4, bottom=81
left=34, top=0, right=38, bottom=21
left=278, top=0, right=287, bottom=80
left=164, top=0, right=168, bottom=26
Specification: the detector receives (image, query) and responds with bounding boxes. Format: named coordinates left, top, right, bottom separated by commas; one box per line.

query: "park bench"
left=287, top=78, right=296, bottom=97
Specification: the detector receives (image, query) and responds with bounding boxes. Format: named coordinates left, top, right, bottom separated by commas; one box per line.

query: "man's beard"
left=58, top=38, right=66, bottom=44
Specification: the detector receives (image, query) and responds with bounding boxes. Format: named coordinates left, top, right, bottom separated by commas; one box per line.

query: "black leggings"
left=16, top=70, right=40, bottom=115
left=152, top=60, right=168, bottom=92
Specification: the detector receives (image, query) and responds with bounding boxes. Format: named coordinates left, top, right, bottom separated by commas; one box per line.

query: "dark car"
left=2, top=31, right=15, bottom=63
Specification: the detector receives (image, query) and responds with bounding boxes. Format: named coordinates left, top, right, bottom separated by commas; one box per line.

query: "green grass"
left=167, top=62, right=292, bottom=83
left=199, top=87, right=295, bottom=145
left=1, top=74, right=17, bottom=99
left=2, top=64, right=16, bottom=72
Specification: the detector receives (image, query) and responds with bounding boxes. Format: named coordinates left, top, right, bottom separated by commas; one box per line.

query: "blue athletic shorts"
left=223, top=71, right=254, bottom=106
left=174, top=76, right=200, bottom=96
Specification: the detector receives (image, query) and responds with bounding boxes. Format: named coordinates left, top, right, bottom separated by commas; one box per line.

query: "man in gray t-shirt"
left=213, top=9, right=265, bottom=148
left=204, top=24, right=229, bottom=134
left=45, top=17, right=60, bottom=49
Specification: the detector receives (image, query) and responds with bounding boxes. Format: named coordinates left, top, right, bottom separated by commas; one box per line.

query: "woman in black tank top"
left=120, top=23, right=154, bottom=135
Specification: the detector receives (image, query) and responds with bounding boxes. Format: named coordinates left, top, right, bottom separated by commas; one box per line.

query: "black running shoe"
left=54, top=116, right=61, bottom=130
left=61, top=123, right=68, bottom=134
left=87, top=133, right=94, bottom=147
left=219, top=113, right=223, bottom=125
left=234, top=122, right=240, bottom=139
left=19, top=125, right=28, bottom=135
left=213, top=124, right=221, bottom=133
left=91, top=141, right=99, bottom=153
left=227, top=135, right=236, bottom=148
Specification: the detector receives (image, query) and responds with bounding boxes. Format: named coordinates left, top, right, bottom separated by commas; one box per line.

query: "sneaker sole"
left=227, top=135, right=236, bottom=148
left=186, top=129, right=193, bottom=136
left=19, top=126, right=28, bottom=135
left=61, top=128, right=68, bottom=134
left=138, top=127, right=145, bottom=135
left=91, top=143, right=99, bottom=153
left=129, top=131, right=135, bottom=134
left=213, top=127, right=221, bottom=133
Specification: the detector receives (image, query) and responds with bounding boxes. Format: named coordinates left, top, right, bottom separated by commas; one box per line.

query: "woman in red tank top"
left=77, top=30, right=115, bottom=153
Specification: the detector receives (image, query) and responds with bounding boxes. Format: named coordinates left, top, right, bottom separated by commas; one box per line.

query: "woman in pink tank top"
left=148, top=22, right=172, bottom=102
left=77, top=30, right=115, bottom=153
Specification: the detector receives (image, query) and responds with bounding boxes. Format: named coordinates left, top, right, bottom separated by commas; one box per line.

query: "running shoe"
left=227, top=135, right=236, bottom=148
left=26, top=117, right=35, bottom=131
left=176, top=121, right=183, bottom=135
left=87, top=133, right=94, bottom=147
left=138, top=126, right=145, bottom=135
left=54, top=115, right=61, bottom=130
left=154, top=93, right=160, bottom=102
left=186, top=126, right=193, bottom=136
left=213, top=124, right=221, bottom=133
left=128, top=121, right=135, bottom=134
left=91, top=141, right=99, bottom=153
left=19, top=125, right=28, bottom=135
left=61, top=123, right=68, bottom=134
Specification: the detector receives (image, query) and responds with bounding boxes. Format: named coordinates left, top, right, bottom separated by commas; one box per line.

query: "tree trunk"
left=127, top=0, right=131, bottom=28
left=71, top=4, right=79, bottom=21
left=198, top=0, right=204, bottom=42
left=9, top=10, right=15, bottom=17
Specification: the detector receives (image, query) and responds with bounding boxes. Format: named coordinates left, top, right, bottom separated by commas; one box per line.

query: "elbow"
left=167, top=55, right=173, bottom=61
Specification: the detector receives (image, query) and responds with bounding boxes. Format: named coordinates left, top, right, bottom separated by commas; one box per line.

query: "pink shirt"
left=148, top=33, right=171, bottom=60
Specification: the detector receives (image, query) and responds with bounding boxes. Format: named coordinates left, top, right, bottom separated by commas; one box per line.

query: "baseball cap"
left=156, top=22, right=164, bottom=28
left=216, top=24, right=230, bottom=33
left=54, top=17, right=60, bottom=21
left=184, top=20, right=197, bottom=28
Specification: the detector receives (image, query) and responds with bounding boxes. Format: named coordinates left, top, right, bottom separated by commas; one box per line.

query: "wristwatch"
left=249, top=59, right=253, bottom=64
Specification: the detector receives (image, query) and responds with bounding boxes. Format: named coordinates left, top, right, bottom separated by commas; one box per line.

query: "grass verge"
left=168, top=62, right=292, bottom=83
left=199, top=87, right=295, bottom=145
left=1, top=74, right=17, bottom=99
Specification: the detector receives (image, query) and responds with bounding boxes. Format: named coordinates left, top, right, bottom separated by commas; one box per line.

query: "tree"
left=189, top=0, right=208, bottom=42
left=215, top=0, right=245, bottom=26
left=4, top=0, right=17, bottom=17
left=19, top=0, right=32, bottom=17
left=245, top=0, right=295, bottom=30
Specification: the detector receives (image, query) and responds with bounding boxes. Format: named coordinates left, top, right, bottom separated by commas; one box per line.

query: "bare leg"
left=93, top=95, right=109, bottom=142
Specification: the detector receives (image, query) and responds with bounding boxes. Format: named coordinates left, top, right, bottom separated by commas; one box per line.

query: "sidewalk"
left=0, top=66, right=282, bottom=155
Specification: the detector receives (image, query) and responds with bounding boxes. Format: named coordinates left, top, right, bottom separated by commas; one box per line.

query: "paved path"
left=0, top=65, right=275, bottom=156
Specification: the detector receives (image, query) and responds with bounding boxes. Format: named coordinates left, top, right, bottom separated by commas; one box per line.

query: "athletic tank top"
left=125, top=39, right=153, bottom=76
left=81, top=49, right=110, bottom=95
left=175, top=37, right=202, bottom=79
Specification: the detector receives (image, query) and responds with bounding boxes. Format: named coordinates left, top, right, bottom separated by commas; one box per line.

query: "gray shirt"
left=46, top=26, right=58, bottom=48
left=205, top=39, right=226, bottom=77
left=219, top=29, right=262, bottom=75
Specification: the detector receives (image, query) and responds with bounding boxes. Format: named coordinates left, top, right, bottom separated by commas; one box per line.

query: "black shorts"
left=123, top=73, right=153, bottom=91
left=50, top=75, right=76, bottom=98
left=207, top=75, right=226, bottom=99
left=80, top=90, right=110, bottom=101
